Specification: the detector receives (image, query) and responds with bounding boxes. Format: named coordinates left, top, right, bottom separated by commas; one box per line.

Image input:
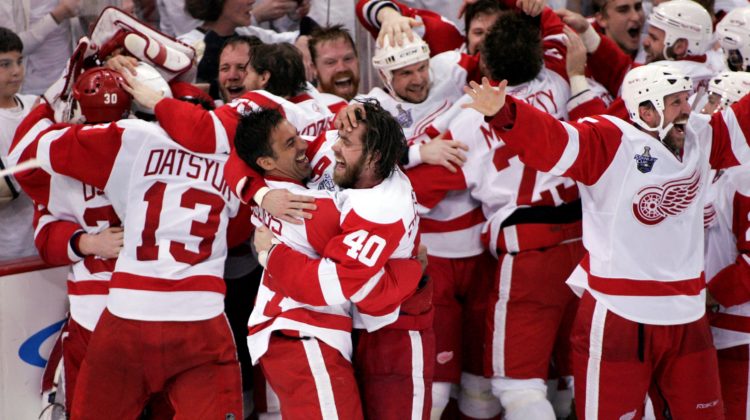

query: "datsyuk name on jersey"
left=142, top=147, right=233, bottom=201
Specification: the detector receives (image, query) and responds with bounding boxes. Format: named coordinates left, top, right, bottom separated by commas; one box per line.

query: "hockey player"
left=560, top=0, right=724, bottom=99
left=308, top=25, right=362, bottom=102
left=716, top=6, right=750, bottom=73
left=702, top=70, right=750, bottom=419
left=232, top=105, right=425, bottom=419
left=28, top=76, right=245, bottom=419
left=249, top=100, right=432, bottom=420
left=462, top=61, right=750, bottom=418
left=9, top=68, right=127, bottom=416
left=588, top=0, right=645, bottom=58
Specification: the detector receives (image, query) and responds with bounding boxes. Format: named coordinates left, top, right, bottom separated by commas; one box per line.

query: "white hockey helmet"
left=647, top=0, right=713, bottom=57
left=622, top=63, right=693, bottom=139
left=716, top=7, right=750, bottom=71
left=708, top=70, right=750, bottom=108
left=131, top=61, right=172, bottom=114
left=372, top=33, right=430, bottom=92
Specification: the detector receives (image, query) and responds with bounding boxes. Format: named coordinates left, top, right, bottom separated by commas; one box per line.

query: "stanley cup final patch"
left=396, top=104, right=414, bottom=128
left=634, top=146, right=657, bottom=173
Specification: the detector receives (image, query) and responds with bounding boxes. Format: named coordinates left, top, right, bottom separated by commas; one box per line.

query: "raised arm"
left=709, top=93, right=750, bottom=169
left=464, top=77, right=623, bottom=185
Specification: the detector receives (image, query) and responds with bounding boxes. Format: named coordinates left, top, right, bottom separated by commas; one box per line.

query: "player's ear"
left=672, top=38, right=688, bottom=58
left=638, top=103, right=658, bottom=128
left=259, top=71, right=271, bottom=90
left=256, top=155, right=275, bottom=171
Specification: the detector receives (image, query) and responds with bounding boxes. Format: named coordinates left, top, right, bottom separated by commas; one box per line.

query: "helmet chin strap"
left=637, top=107, right=674, bottom=141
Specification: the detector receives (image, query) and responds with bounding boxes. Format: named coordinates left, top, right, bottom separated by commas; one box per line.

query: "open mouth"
left=226, top=86, right=244, bottom=95
left=673, top=121, right=687, bottom=134
left=296, top=154, right=309, bottom=165
left=627, top=26, right=641, bottom=40
left=334, top=77, right=352, bottom=89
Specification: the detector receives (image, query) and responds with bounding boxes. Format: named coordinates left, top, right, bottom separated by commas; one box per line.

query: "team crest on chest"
left=632, top=170, right=701, bottom=225
left=396, top=104, right=413, bottom=128
left=634, top=146, right=657, bottom=173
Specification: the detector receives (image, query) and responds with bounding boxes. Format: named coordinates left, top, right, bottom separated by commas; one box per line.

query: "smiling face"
left=639, top=90, right=691, bottom=152
left=218, top=43, right=250, bottom=101
left=389, top=59, right=430, bottom=104
left=313, top=37, right=360, bottom=101
left=331, top=124, right=375, bottom=189
left=260, top=119, right=311, bottom=181
left=643, top=26, right=667, bottom=63
left=0, top=51, right=24, bottom=107
left=596, top=0, right=645, bottom=54
left=467, top=11, right=499, bottom=55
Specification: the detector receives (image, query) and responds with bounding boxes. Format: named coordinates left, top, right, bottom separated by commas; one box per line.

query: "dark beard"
left=333, top=154, right=366, bottom=189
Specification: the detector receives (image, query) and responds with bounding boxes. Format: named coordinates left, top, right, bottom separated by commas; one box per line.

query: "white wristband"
left=581, top=25, right=601, bottom=54
left=569, top=75, right=589, bottom=96
left=254, top=186, right=270, bottom=207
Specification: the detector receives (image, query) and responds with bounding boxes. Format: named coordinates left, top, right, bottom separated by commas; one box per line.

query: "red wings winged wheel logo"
left=632, top=170, right=701, bottom=225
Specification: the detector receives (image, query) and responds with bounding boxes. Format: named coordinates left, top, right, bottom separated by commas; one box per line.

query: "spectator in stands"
left=218, top=35, right=263, bottom=103
left=590, top=0, right=645, bottom=57
left=0, top=0, right=82, bottom=95
left=0, top=27, right=38, bottom=260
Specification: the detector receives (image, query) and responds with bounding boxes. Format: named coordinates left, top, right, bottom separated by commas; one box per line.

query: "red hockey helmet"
left=72, top=67, right=132, bottom=123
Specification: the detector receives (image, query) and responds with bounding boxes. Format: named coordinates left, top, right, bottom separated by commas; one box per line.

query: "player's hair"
left=356, top=98, right=407, bottom=181
left=249, top=43, right=307, bottom=98
left=220, top=35, right=263, bottom=58
left=185, top=0, right=224, bottom=22
left=480, top=11, right=543, bottom=86
left=0, top=27, right=23, bottom=54
left=465, top=0, right=504, bottom=33
left=591, top=0, right=610, bottom=15
left=309, top=24, right=357, bottom=63
left=234, top=107, right=284, bottom=175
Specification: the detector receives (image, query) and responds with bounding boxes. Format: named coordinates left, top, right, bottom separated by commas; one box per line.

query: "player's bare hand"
left=564, top=27, right=587, bottom=77
left=462, top=77, right=508, bottom=117
left=291, top=0, right=311, bottom=19
left=458, top=0, right=479, bottom=19
left=335, top=103, right=366, bottom=132
left=121, top=71, right=164, bottom=111
left=105, top=55, right=139, bottom=76
left=261, top=188, right=317, bottom=225
left=517, top=0, right=545, bottom=17
left=254, top=225, right=275, bottom=253
left=419, top=136, right=469, bottom=172
left=555, top=9, right=590, bottom=33
left=377, top=7, right=423, bottom=47
left=252, top=0, right=298, bottom=23
left=417, top=244, right=428, bottom=273
left=78, top=227, right=124, bottom=259
left=51, top=0, right=81, bottom=22
left=294, top=36, right=317, bottom=82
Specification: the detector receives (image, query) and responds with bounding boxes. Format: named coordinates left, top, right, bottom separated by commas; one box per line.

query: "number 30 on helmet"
left=72, top=67, right=132, bottom=124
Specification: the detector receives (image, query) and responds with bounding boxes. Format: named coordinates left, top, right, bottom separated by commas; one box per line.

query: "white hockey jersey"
left=488, top=94, right=750, bottom=325
left=154, top=89, right=327, bottom=156
left=34, top=119, right=240, bottom=322
left=705, top=167, right=750, bottom=349
left=362, top=50, right=474, bottom=140
left=10, top=103, right=118, bottom=331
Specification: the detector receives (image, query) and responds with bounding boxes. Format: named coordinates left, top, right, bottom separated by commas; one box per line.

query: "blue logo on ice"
left=18, top=319, right=65, bottom=367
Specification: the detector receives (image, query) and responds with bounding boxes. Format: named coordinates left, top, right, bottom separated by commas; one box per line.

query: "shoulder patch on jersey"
left=338, top=170, right=416, bottom=225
